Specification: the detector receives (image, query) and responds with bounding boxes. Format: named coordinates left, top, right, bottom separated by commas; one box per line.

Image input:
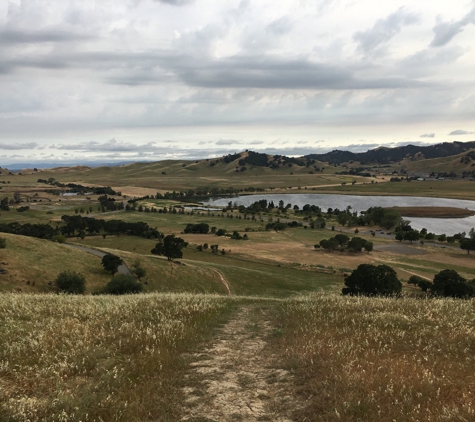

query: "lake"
left=205, top=194, right=475, bottom=236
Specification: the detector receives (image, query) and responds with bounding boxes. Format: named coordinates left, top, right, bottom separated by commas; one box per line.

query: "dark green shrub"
left=103, top=274, right=143, bottom=295
left=55, top=270, right=86, bottom=294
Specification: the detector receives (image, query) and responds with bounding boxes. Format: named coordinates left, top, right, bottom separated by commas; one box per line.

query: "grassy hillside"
left=0, top=233, right=111, bottom=293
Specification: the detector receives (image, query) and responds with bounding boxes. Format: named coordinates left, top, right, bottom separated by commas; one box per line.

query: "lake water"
left=205, top=194, right=475, bottom=236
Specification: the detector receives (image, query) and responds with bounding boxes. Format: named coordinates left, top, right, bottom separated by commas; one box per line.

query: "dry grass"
left=0, top=293, right=236, bottom=422
left=273, top=294, right=475, bottom=421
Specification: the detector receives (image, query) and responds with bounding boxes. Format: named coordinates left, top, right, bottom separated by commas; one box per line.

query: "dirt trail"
left=181, top=305, right=297, bottom=421
left=211, top=268, right=231, bottom=295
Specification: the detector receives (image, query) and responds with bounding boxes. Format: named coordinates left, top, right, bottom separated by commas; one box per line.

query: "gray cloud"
left=449, top=130, right=474, bottom=135
left=216, top=140, right=242, bottom=146
left=50, top=139, right=162, bottom=152
left=420, top=133, right=435, bottom=138
left=0, top=29, right=93, bottom=44
left=430, top=7, right=475, bottom=47
left=0, top=142, right=38, bottom=150
left=354, top=8, right=419, bottom=55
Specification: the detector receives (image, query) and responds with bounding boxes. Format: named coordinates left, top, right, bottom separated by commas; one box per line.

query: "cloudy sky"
left=1, top=0, right=475, bottom=166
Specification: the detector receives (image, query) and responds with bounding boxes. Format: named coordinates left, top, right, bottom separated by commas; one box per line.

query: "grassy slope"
left=0, top=233, right=111, bottom=293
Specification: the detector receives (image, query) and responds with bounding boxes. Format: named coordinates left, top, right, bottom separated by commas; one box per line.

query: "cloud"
left=153, top=0, right=195, bottom=6
left=420, top=133, right=435, bottom=138
left=0, top=29, right=93, bottom=45
left=173, top=55, right=423, bottom=90
left=0, top=142, right=38, bottom=150
left=430, top=7, right=475, bottom=47
left=353, top=8, right=419, bottom=55
left=50, top=139, right=162, bottom=152
left=249, top=140, right=264, bottom=145
left=216, top=140, right=242, bottom=146
left=449, top=130, right=474, bottom=135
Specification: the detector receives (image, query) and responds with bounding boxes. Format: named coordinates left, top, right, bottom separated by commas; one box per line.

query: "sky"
left=1, top=0, right=475, bottom=167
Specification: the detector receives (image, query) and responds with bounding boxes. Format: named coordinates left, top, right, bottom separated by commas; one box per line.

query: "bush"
left=0, top=237, right=6, bottom=249
left=103, top=274, right=143, bottom=295
left=54, top=270, right=86, bottom=294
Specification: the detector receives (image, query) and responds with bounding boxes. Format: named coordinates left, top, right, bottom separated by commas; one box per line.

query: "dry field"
left=274, top=293, right=475, bottom=421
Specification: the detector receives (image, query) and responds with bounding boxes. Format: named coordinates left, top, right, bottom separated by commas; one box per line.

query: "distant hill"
left=305, top=141, right=475, bottom=165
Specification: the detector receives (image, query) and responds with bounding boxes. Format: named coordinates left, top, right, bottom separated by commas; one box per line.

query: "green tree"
left=103, top=274, right=143, bottom=295
left=101, top=253, right=123, bottom=274
left=151, top=234, right=188, bottom=261
left=403, top=230, right=420, bottom=243
left=432, top=269, right=475, bottom=298
left=342, top=264, right=401, bottom=297
left=133, top=264, right=146, bottom=280
left=0, top=237, right=6, bottom=249
left=460, top=238, right=475, bottom=254
left=54, top=270, right=86, bottom=294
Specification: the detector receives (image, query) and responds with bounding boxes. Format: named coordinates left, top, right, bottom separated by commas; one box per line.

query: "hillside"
left=305, top=141, right=475, bottom=165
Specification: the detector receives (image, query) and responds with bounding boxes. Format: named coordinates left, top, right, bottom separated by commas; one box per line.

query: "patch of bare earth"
left=181, top=305, right=298, bottom=422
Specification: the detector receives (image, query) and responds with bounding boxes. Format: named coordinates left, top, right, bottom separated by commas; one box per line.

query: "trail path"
left=210, top=268, right=231, bottom=295
left=182, top=305, right=298, bottom=421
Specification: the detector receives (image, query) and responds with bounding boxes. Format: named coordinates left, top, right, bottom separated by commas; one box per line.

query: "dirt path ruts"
left=211, top=268, right=231, bottom=295
left=181, top=305, right=297, bottom=422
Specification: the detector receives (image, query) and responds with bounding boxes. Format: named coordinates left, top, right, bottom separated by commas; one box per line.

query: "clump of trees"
left=409, top=269, right=475, bottom=298
left=54, top=270, right=86, bottom=294
left=151, top=235, right=188, bottom=261
left=316, top=235, right=373, bottom=253
left=342, top=264, right=402, bottom=297
left=184, top=223, right=209, bottom=234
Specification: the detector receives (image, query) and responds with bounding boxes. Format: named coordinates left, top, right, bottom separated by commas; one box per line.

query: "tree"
left=54, top=270, right=86, bottom=294
left=103, top=274, right=143, bottom=295
left=403, top=230, right=420, bottom=243
left=0, top=237, right=6, bottom=249
left=101, top=253, right=123, bottom=274
left=151, top=234, right=188, bottom=260
left=0, top=197, right=10, bottom=211
left=334, top=234, right=349, bottom=246
left=432, top=269, right=475, bottom=298
left=460, top=238, right=475, bottom=254
left=342, top=264, right=401, bottom=297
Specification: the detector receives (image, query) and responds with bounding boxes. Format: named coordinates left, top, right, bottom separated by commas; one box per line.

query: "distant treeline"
left=37, top=178, right=119, bottom=196
left=0, top=215, right=161, bottom=240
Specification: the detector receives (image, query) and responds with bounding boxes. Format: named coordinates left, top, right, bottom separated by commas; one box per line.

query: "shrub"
left=103, top=274, right=143, bottom=295
left=0, top=237, right=6, bottom=249
left=54, top=270, right=86, bottom=294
